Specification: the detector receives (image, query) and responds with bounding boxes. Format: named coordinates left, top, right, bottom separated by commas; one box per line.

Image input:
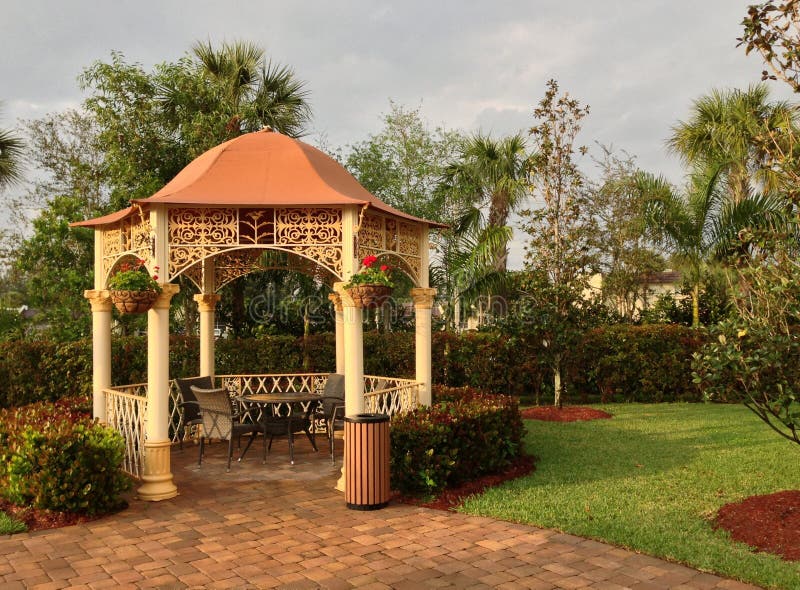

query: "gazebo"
left=73, top=128, right=439, bottom=501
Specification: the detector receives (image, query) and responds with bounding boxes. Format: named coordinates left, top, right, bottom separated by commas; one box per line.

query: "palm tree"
left=444, top=133, right=530, bottom=274
left=191, top=40, right=312, bottom=139
left=637, top=163, right=789, bottom=327
left=0, top=106, right=24, bottom=189
left=668, top=84, right=796, bottom=203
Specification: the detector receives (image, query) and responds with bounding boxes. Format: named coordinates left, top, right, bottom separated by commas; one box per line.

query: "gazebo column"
left=411, top=288, right=437, bottom=407
left=194, top=293, right=220, bottom=378
left=328, top=292, right=345, bottom=374
left=139, top=283, right=180, bottom=501
left=84, top=289, right=112, bottom=421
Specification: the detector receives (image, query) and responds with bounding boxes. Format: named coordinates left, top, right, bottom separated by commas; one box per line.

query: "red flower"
left=362, top=255, right=378, bottom=267
left=152, top=275, right=159, bottom=281
left=380, top=265, right=389, bottom=272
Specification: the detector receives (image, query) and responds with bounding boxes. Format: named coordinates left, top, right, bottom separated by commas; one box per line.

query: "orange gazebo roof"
left=74, top=129, right=441, bottom=227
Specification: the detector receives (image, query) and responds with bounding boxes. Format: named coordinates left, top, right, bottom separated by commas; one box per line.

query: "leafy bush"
left=390, top=386, right=524, bottom=497
left=0, top=397, right=131, bottom=516
left=568, top=324, right=705, bottom=402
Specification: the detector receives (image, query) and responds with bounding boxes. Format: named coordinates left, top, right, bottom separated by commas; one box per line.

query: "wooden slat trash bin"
left=345, top=413, right=390, bottom=510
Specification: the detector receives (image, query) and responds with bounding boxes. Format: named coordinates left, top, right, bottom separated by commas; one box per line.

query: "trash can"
left=345, top=413, right=390, bottom=510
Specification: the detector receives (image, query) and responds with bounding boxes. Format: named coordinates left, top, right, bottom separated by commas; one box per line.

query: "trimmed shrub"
left=0, top=397, right=132, bottom=516
left=390, top=386, right=524, bottom=497
left=568, top=324, right=706, bottom=402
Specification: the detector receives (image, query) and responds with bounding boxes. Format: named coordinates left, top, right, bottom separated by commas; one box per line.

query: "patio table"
left=240, top=393, right=322, bottom=463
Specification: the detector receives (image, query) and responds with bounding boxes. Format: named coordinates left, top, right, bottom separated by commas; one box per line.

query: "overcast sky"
left=0, top=0, right=793, bottom=266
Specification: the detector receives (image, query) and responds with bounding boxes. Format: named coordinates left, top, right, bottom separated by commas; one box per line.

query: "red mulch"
left=714, top=490, right=800, bottom=561
left=520, top=405, right=613, bottom=422
left=0, top=498, right=96, bottom=532
left=394, top=454, right=537, bottom=511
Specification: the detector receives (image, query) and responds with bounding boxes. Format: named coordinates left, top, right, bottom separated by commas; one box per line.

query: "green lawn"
left=460, top=404, right=800, bottom=590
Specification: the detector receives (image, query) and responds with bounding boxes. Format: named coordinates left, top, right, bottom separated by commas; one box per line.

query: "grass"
left=0, top=511, right=27, bottom=535
left=460, top=403, right=800, bottom=590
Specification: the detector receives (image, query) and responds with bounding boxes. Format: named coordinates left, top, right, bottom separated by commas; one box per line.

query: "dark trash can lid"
left=345, top=413, right=389, bottom=424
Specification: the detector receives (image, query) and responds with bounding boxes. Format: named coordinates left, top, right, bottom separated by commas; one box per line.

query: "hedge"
left=390, top=385, right=524, bottom=496
left=0, top=325, right=708, bottom=409
left=568, top=324, right=707, bottom=402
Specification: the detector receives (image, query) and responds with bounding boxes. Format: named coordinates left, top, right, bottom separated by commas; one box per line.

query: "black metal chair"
left=191, top=386, right=266, bottom=471
left=261, top=409, right=318, bottom=465
left=175, top=376, right=213, bottom=449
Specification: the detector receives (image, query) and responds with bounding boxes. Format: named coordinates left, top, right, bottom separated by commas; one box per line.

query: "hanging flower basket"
left=346, top=284, right=393, bottom=309
left=110, top=289, right=159, bottom=314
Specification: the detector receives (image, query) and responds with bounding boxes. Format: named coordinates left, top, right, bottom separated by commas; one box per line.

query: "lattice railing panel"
left=364, top=376, right=421, bottom=416
left=104, top=385, right=147, bottom=478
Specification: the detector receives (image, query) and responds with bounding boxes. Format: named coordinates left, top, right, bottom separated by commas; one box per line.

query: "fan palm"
left=669, top=84, right=796, bottom=202
left=637, top=163, right=789, bottom=327
left=0, top=107, right=24, bottom=189
left=183, top=41, right=311, bottom=138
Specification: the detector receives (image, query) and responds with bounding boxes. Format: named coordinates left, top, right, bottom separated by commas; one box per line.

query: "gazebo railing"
left=106, top=373, right=422, bottom=478
left=104, top=384, right=147, bottom=478
left=364, top=376, right=422, bottom=415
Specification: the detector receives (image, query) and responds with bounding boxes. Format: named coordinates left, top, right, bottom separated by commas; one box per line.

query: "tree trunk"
left=553, top=355, right=563, bottom=408
left=692, top=283, right=700, bottom=328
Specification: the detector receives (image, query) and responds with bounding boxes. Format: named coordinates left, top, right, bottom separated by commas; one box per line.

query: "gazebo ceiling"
left=74, top=129, right=441, bottom=228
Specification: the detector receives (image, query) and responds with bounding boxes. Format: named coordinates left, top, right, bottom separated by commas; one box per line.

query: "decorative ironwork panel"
left=359, top=214, right=384, bottom=250
left=275, top=208, right=341, bottom=245
left=239, top=209, right=275, bottom=244
left=101, top=216, right=153, bottom=284
left=168, top=207, right=343, bottom=284
left=169, top=208, right=238, bottom=245
left=357, top=214, right=422, bottom=284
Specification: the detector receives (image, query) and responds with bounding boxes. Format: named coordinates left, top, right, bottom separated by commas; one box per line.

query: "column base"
left=137, top=440, right=178, bottom=501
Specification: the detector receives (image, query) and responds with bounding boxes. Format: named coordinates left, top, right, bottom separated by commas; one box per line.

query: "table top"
left=243, top=392, right=322, bottom=404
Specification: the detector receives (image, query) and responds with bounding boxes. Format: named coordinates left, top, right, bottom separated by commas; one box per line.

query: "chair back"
left=321, top=374, right=345, bottom=417
left=176, top=376, right=213, bottom=403
left=191, top=386, right=235, bottom=440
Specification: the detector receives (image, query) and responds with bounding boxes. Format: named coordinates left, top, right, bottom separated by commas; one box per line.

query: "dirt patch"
left=714, top=490, right=800, bottom=561
left=394, top=454, right=536, bottom=511
left=520, top=406, right=613, bottom=422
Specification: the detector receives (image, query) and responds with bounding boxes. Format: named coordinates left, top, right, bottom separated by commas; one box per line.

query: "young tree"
left=739, top=0, right=800, bottom=92
left=637, top=163, right=790, bottom=328
left=342, top=101, right=463, bottom=222
left=587, top=147, right=665, bottom=320
left=522, top=79, right=597, bottom=406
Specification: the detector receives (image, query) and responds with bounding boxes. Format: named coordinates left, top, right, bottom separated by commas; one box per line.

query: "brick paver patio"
left=0, top=438, right=760, bottom=589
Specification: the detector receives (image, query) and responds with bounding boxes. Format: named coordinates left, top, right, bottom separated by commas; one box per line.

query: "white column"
left=138, top=283, right=180, bottom=502
left=84, top=290, right=112, bottom=421
left=194, top=293, right=220, bottom=378
left=411, top=288, right=437, bottom=407
left=337, top=284, right=365, bottom=416
left=329, top=292, right=345, bottom=374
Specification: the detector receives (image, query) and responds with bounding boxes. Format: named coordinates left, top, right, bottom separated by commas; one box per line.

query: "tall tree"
left=522, top=79, right=597, bottom=406
left=668, top=85, right=794, bottom=202
left=0, top=106, right=24, bottom=189
left=444, top=133, right=530, bottom=274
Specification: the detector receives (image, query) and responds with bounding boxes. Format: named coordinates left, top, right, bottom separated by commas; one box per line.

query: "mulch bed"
left=714, top=490, right=800, bottom=561
left=520, top=405, right=613, bottom=422
left=394, top=454, right=537, bottom=511
left=0, top=498, right=96, bottom=533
